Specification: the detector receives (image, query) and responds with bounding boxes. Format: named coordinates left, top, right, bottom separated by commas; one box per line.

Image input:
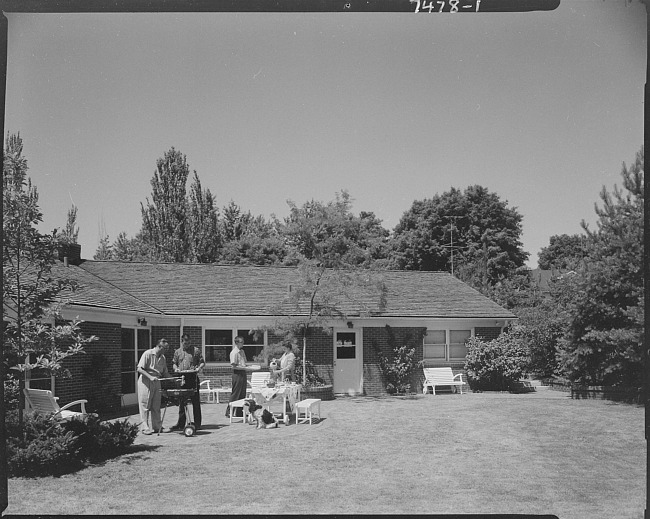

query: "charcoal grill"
left=161, top=370, right=199, bottom=436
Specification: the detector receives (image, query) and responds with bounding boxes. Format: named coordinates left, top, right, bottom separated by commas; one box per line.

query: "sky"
left=3, top=1, right=646, bottom=268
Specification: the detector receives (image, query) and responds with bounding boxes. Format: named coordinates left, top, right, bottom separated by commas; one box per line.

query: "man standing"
left=137, top=338, right=173, bottom=435
left=225, top=335, right=255, bottom=418
left=171, top=333, right=205, bottom=431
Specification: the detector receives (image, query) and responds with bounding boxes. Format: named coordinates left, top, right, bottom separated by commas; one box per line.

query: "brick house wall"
left=58, top=321, right=122, bottom=413
left=304, top=328, right=335, bottom=385
left=475, top=326, right=503, bottom=342
left=201, top=330, right=284, bottom=398
left=53, top=321, right=504, bottom=408
left=151, top=325, right=182, bottom=372
left=363, top=326, right=426, bottom=396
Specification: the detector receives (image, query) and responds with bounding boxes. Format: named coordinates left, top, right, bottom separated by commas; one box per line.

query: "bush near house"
left=372, top=326, right=424, bottom=394
left=464, top=329, right=529, bottom=391
left=3, top=375, right=21, bottom=411
left=5, top=411, right=139, bottom=477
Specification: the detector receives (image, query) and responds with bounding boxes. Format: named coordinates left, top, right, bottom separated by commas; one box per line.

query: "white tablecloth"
left=251, top=384, right=302, bottom=413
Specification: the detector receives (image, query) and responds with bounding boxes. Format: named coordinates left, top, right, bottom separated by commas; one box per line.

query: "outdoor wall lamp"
left=137, top=317, right=148, bottom=326
left=347, top=321, right=353, bottom=328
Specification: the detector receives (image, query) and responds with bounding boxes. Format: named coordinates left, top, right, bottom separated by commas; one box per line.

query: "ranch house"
left=29, top=245, right=516, bottom=412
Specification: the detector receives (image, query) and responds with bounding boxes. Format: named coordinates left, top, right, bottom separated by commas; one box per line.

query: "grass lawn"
left=5, top=388, right=645, bottom=517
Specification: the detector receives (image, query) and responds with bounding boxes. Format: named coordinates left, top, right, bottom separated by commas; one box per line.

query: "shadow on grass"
left=19, top=444, right=163, bottom=478
left=91, top=444, right=160, bottom=466
left=196, top=424, right=229, bottom=431
left=338, top=394, right=428, bottom=403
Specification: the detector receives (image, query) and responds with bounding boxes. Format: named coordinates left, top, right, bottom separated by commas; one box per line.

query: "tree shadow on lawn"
left=338, top=394, right=429, bottom=404
left=93, top=444, right=160, bottom=467
left=49, top=444, right=162, bottom=476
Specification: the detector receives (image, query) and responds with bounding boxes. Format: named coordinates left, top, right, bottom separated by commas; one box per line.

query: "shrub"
left=63, top=413, right=139, bottom=461
left=464, top=329, right=530, bottom=391
left=90, top=418, right=140, bottom=459
left=372, top=326, right=424, bottom=394
left=6, top=410, right=140, bottom=477
left=514, top=305, right=565, bottom=377
left=294, top=357, right=329, bottom=387
left=3, top=376, right=20, bottom=411
left=6, top=411, right=83, bottom=477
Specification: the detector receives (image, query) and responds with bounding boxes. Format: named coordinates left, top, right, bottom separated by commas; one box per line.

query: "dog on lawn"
left=243, top=398, right=279, bottom=429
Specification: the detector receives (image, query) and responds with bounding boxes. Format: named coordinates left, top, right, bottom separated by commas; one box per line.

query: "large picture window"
left=205, top=328, right=266, bottom=364
left=423, top=330, right=446, bottom=360
left=449, top=330, right=471, bottom=360
left=423, top=329, right=471, bottom=361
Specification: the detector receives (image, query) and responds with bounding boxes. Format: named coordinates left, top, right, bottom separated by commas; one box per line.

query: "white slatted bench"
left=295, top=398, right=321, bottom=425
left=422, top=367, right=465, bottom=395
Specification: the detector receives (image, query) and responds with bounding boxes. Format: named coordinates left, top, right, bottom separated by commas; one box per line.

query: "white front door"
left=333, top=330, right=361, bottom=395
left=121, top=327, right=150, bottom=406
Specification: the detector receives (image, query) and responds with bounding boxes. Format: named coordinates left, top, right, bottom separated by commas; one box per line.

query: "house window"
left=423, top=329, right=471, bottom=361
left=423, top=330, right=446, bottom=360
left=26, top=353, right=54, bottom=392
left=205, top=328, right=266, bottom=364
left=335, top=331, right=356, bottom=359
left=449, top=330, right=471, bottom=360
left=121, top=327, right=150, bottom=396
left=19, top=321, right=54, bottom=392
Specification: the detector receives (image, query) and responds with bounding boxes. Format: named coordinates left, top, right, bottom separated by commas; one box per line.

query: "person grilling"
left=171, top=333, right=205, bottom=431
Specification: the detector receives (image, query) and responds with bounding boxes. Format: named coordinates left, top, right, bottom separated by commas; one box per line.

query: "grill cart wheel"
left=184, top=424, right=196, bottom=437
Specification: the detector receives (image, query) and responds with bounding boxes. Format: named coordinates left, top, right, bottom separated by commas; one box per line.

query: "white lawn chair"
left=23, top=388, right=88, bottom=420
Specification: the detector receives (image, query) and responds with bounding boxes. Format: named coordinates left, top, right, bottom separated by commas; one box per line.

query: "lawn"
left=4, top=388, right=646, bottom=517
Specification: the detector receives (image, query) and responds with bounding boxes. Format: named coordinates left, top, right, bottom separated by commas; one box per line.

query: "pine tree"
left=556, top=147, right=644, bottom=387
left=60, top=204, right=79, bottom=244
left=187, top=172, right=221, bottom=263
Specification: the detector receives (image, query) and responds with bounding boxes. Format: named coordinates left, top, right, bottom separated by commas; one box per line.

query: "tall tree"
left=537, top=234, right=589, bottom=270
left=59, top=204, right=79, bottom=244
left=261, top=191, right=388, bottom=383
left=140, top=147, right=190, bottom=262
left=93, top=234, right=113, bottom=260
left=111, top=232, right=151, bottom=262
left=282, top=190, right=389, bottom=268
left=187, top=172, right=221, bottom=263
left=219, top=200, right=272, bottom=244
left=555, top=147, right=644, bottom=387
left=388, top=185, right=528, bottom=285
left=2, top=133, right=96, bottom=424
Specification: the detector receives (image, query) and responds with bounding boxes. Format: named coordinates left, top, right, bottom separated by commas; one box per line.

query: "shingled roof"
left=55, top=260, right=516, bottom=319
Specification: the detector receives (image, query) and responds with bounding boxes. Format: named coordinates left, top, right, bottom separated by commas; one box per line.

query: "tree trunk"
left=302, top=336, right=307, bottom=385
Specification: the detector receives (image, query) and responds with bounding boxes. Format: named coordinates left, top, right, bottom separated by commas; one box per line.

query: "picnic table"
left=250, top=383, right=302, bottom=424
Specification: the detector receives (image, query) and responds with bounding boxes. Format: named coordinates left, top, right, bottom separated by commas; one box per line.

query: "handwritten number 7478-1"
left=410, top=0, right=481, bottom=12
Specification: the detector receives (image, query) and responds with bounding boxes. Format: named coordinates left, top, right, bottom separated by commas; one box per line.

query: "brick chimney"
left=58, top=243, right=82, bottom=266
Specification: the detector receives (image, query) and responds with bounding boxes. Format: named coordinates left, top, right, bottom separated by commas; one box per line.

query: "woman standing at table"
left=225, top=335, right=255, bottom=418
left=272, top=340, right=296, bottom=382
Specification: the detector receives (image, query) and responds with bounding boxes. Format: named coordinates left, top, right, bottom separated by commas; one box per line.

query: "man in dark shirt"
left=171, top=333, right=205, bottom=431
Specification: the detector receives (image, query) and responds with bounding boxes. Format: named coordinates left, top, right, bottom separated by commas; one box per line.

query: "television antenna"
left=442, top=215, right=464, bottom=275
